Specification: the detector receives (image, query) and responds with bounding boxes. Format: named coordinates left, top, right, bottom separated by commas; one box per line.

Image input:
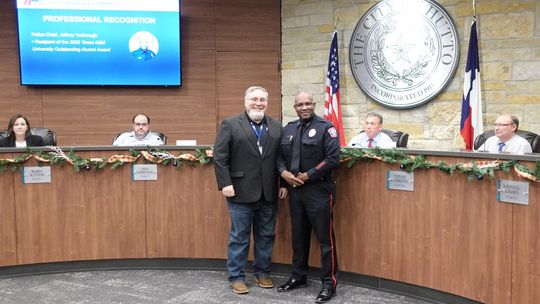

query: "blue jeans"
left=227, top=199, right=277, bottom=282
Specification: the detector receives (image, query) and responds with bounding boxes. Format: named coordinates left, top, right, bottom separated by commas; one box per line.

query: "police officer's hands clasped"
left=296, top=172, right=309, bottom=183
left=281, top=170, right=304, bottom=188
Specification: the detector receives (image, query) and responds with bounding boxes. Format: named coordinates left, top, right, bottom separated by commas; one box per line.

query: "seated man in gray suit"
left=213, top=86, right=286, bottom=295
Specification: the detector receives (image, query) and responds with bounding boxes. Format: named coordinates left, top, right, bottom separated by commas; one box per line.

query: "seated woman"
left=0, top=114, right=44, bottom=147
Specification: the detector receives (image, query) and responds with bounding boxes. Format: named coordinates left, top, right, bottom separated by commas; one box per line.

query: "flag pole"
left=460, top=0, right=483, bottom=150
left=324, top=18, right=346, bottom=146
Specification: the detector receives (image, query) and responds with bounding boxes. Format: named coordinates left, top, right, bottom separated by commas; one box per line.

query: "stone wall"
left=281, top=0, right=540, bottom=149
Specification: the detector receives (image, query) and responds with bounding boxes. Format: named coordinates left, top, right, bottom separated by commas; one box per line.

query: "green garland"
left=0, top=152, right=33, bottom=172
left=0, top=147, right=213, bottom=173
left=146, top=147, right=212, bottom=167
left=340, top=147, right=540, bottom=181
left=1, top=146, right=538, bottom=182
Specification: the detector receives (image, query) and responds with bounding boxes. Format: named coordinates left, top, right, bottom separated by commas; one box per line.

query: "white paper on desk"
left=176, top=140, right=197, bottom=146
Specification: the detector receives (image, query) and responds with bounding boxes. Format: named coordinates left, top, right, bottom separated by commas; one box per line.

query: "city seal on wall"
left=349, top=0, right=460, bottom=109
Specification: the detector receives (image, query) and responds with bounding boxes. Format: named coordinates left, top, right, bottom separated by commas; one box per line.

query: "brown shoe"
left=231, top=281, right=248, bottom=294
left=255, top=276, right=274, bottom=288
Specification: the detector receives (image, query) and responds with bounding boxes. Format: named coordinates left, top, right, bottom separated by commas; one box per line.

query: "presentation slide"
left=16, top=0, right=181, bottom=86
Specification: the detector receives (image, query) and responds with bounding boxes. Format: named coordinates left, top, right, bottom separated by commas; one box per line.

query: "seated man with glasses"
left=477, top=114, right=532, bottom=154
left=113, top=113, right=164, bottom=146
left=348, top=112, right=395, bottom=148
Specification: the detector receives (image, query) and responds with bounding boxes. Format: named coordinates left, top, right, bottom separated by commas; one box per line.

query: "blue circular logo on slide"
left=129, top=31, right=159, bottom=61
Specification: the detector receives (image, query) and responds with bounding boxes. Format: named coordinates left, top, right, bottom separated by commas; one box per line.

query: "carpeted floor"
left=0, top=269, right=434, bottom=304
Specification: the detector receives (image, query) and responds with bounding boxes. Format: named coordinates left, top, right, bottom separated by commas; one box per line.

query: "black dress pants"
left=288, top=181, right=338, bottom=290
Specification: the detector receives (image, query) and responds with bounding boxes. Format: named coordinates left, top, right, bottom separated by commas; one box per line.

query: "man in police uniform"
left=277, top=92, right=340, bottom=303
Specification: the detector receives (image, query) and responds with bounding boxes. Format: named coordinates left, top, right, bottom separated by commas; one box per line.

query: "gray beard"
left=247, top=110, right=264, bottom=122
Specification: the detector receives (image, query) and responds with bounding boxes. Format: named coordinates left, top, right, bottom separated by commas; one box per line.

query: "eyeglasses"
left=494, top=123, right=513, bottom=127
left=248, top=97, right=267, bottom=102
left=134, top=123, right=148, bottom=127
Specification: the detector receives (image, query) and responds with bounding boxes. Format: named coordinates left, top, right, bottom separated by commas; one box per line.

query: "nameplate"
left=22, top=166, right=52, bottom=184
left=176, top=140, right=197, bottom=146
left=387, top=170, right=414, bottom=192
left=498, top=179, right=529, bottom=205
left=132, top=164, right=158, bottom=181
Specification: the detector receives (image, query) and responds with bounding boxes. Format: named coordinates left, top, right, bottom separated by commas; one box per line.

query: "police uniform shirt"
left=279, top=115, right=340, bottom=182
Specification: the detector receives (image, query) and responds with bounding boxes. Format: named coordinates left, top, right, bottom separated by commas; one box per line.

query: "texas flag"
left=460, top=18, right=483, bottom=150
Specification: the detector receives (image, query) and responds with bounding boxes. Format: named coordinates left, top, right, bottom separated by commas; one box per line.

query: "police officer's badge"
left=308, top=129, right=316, bottom=137
left=327, top=127, right=337, bottom=138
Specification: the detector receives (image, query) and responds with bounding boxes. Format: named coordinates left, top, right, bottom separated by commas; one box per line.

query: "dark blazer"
left=214, top=112, right=282, bottom=203
left=0, top=135, right=44, bottom=147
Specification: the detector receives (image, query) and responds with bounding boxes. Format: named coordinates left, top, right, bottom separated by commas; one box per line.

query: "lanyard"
left=250, top=122, right=265, bottom=140
left=250, top=122, right=266, bottom=153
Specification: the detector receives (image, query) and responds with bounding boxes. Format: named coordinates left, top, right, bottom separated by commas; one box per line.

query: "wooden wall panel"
left=377, top=164, right=512, bottom=304
left=216, top=52, right=281, bottom=122
left=182, top=0, right=215, bottom=50
left=334, top=163, right=382, bottom=277
left=146, top=163, right=228, bottom=258
left=0, top=1, right=18, bottom=48
left=0, top=49, right=43, bottom=127
left=333, top=159, right=514, bottom=304
left=215, top=0, right=280, bottom=51
left=0, top=153, right=17, bottom=266
left=1, top=1, right=280, bottom=147
left=14, top=155, right=147, bottom=264
left=272, top=198, right=293, bottom=264
left=512, top=175, right=540, bottom=304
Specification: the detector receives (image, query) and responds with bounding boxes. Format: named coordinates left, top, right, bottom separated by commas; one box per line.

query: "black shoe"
left=276, top=278, right=307, bottom=292
left=315, top=288, right=335, bottom=303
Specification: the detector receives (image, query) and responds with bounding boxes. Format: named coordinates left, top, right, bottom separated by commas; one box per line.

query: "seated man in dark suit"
left=113, top=113, right=164, bottom=146
left=0, top=114, right=44, bottom=148
left=477, top=114, right=532, bottom=154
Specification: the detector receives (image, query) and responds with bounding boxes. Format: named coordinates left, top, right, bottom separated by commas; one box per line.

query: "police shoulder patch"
left=327, top=127, right=337, bottom=138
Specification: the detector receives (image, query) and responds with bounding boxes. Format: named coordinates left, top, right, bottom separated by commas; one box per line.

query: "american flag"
left=324, top=31, right=346, bottom=146
left=460, top=18, right=483, bottom=150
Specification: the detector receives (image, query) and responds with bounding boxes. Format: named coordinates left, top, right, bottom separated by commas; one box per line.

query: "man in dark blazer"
left=214, top=86, right=286, bottom=295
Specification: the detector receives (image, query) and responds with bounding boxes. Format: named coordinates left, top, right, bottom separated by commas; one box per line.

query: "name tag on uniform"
left=132, top=164, right=158, bottom=181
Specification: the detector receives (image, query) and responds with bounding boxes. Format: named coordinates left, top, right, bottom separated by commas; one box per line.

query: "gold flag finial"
left=333, top=16, right=340, bottom=31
